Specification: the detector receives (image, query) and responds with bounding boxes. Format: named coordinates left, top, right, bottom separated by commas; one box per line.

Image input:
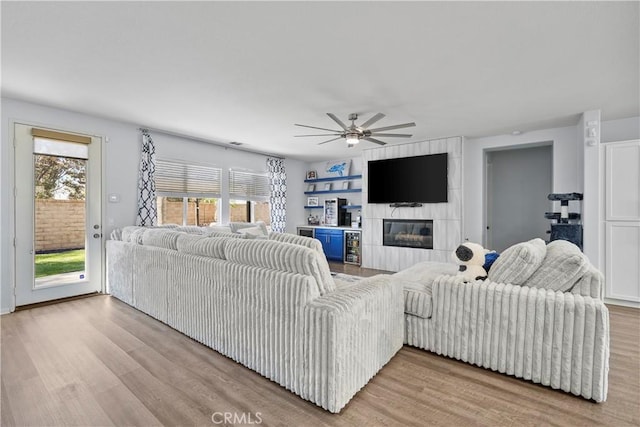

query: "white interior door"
left=14, top=123, right=102, bottom=306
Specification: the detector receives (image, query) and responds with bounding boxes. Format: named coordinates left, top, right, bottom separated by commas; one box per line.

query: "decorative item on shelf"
left=324, top=183, right=332, bottom=191
left=342, top=181, right=350, bottom=190
left=325, top=159, right=351, bottom=177
left=307, top=184, right=315, bottom=192
left=307, top=214, right=320, bottom=225
left=306, top=170, right=317, bottom=180
left=307, top=196, right=319, bottom=206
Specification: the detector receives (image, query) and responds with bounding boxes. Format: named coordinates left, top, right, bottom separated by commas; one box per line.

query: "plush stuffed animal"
left=452, top=242, right=490, bottom=282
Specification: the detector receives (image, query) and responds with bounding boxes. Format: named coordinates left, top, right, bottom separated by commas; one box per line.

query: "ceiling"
left=2, top=2, right=638, bottom=161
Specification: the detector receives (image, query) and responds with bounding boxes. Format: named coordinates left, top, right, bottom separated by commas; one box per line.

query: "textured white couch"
left=107, top=228, right=403, bottom=413
left=394, top=238, right=610, bottom=402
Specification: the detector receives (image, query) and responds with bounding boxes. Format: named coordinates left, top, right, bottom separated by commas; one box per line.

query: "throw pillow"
left=142, top=229, right=180, bottom=250
left=524, top=239, right=589, bottom=292
left=229, top=221, right=269, bottom=236
left=177, top=233, right=227, bottom=259
left=488, top=238, right=546, bottom=285
left=237, top=226, right=268, bottom=239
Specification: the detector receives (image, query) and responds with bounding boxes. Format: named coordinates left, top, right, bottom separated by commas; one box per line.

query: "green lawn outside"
left=35, top=249, right=85, bottom=278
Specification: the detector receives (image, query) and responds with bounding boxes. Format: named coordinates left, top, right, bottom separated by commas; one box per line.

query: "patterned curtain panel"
left=267, top=157, right=287, bottom=233
left=136, top=129, right=157, bottom=226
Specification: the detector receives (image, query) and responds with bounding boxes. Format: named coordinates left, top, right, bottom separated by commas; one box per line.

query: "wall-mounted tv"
left=367, top=153, right=448, bottom=203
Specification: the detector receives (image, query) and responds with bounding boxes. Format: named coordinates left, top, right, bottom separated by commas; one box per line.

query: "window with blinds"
left=228, top=169, right=270, bottom=201
left=155, top=159, right=222, bottom=197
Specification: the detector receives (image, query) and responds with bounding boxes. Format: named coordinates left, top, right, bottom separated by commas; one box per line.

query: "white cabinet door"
left=604, top=140, right=640, bottom=304
left=606, top=141, right=640, bottom=221
left=605, top=222, right=640, bottom=302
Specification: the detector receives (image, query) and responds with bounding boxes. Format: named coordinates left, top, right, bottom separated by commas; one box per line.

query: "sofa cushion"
left=121, top=225, right=179, bottom=243
left=120, top=226, right=148, bottom=245
left=121, top=226, right=142, bottom=243
left=403, top=282, right=433, bottom=319
left=392, top=261, right=458, bottom=284
left=488, top=238, right=546, bottom=285
left=237, top=226, right=269, bottom=239
left=176, top=233, right=228, bottom=259
left=224, top=239, right=335, bottom=295
left=207, top=231, right=245, bottom=239
left=268, top=232, right=324, bottom=253
left=208, top=224, right=233, bottom=233
left=175, top=225, right=207, bottom=235
left=525, top=239, right=589, bottom=292
left=142, top=229, right=181, bottom=250
left=391, top=261, right=456, bottom=319
left=230, top=221, right=269, bottom=236
left=110, top=228, right=123, bottom=241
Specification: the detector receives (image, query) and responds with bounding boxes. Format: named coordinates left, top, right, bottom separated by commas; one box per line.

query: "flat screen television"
left=367, top=153, right=448, bottom=203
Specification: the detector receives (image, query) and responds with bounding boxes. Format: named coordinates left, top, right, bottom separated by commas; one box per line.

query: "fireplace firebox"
left=383, top=219, right=433, bottom=250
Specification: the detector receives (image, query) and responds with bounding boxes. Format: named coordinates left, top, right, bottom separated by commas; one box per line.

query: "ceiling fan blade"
left=369, top=133, right=413, bottom=138
left=364, top=137, right=387, bottom=146
left=326, top=113, right=348, bottom=130
left=295, top=133, right=342, bottom=137
left=368, top=122, right=416, bottom=133
left=318, top=137, right=343, bottom=145
left=295, top=123, right=342, bottom=133
left=359, top=113, right=386, bottom=129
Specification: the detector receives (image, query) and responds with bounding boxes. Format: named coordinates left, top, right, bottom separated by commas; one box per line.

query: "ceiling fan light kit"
left=345, top=133, right=360, bottom=145
left=295, top=113, right=415, bottom=147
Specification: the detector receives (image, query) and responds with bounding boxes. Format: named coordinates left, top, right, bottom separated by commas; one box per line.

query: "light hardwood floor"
left=1, top=294, right=639, bottom=426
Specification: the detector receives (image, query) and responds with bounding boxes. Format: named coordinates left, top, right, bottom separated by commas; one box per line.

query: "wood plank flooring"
left=1, top=295, right=639, bottom=426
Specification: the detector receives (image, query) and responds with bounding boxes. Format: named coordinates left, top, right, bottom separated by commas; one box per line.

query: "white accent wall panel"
left=362, top=137, right=462, bottom=271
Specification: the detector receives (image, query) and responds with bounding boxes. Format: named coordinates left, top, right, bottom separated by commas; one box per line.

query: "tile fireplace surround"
left=362, top=137, right=462, bottom=272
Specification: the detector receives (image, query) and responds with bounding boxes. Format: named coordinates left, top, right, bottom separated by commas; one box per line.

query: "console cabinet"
left=314, top=228, right=344, bottom=261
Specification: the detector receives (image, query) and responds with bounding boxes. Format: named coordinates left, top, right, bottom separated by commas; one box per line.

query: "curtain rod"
left=138, top=126, right=285, bottom=160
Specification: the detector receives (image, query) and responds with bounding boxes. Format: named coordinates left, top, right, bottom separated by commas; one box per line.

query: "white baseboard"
left=604, top=298, right=640, bottom=309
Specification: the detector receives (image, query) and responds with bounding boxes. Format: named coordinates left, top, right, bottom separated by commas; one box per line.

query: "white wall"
left=464, top=125, right=578, bottom=244
left=464, top=115, right=639, bottom=269
left=0, top=97, right=305, bottom=313
left=601, top=116, right=640, bottom=143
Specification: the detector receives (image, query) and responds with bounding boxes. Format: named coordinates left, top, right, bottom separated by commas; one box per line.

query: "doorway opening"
left=485, top=143, right=553, bottom=252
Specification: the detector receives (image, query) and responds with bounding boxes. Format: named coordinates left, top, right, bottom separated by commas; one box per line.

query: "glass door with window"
left=14, top=123, right=102, bottom=306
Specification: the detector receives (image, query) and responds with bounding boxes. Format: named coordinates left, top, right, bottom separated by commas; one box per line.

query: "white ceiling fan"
left=295, top=113, right=416, bottom=146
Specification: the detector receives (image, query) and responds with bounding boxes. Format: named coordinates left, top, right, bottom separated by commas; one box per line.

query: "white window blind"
left=229, top=169, right=270, bottom=201
left=156, top=159, right=221, bottom=197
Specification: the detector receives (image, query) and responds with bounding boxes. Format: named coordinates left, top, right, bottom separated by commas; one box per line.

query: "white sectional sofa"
left=393, top=238, right=610, bottom=402
left=107, top=227, right=404, bottom=413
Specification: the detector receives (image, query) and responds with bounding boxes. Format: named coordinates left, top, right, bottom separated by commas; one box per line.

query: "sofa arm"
left=301, top=274, right=404, bottom=413
left=431, top=275, right=610, bottom=402
left=106, top=240, right=135, bottom=305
